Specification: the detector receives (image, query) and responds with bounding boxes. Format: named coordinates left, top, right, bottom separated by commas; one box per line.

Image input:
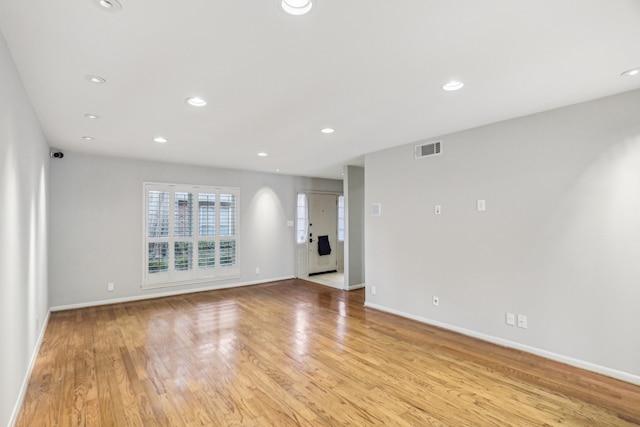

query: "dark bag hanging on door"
left=318, top=235, right=331, bottom=256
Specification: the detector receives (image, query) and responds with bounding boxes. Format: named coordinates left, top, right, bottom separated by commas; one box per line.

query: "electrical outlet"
left=517, top=314, right=528, bottom=329
left=432, top=296, right=439, bottom=307
left=371, top=286, right=377, bottom=296
left=477, top=199, right=486, bottom=211
left=256, top=267, right=260, bottom=275
left=108, top=282, right=114, bottom=292
left=506, top=312, right=515, bottom=326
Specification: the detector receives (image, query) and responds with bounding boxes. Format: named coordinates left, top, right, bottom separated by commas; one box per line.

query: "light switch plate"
left=506, top=312, right=515, bottom=326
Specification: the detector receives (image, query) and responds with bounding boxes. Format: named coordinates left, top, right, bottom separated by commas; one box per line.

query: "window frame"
left=296, top=193, right=308, bottom=244
left=338, top=194, right=345, bottom=242
left=143, top=182, right=240, bottom=289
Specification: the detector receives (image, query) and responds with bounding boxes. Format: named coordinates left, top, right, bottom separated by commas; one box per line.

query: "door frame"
left=295, top=190, right=344, bottom=282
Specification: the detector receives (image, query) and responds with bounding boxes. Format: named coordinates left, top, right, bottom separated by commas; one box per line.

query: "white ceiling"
left=1, top=0, right=639, bottom=179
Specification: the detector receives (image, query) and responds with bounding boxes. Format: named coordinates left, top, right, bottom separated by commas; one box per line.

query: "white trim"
left=347, top=283, right=365, bottom=291
left=50, top=276, right=295, bottom=311
left=9, top=310, right=51, bottom=427
left=364, top=302, right=640, bottom=386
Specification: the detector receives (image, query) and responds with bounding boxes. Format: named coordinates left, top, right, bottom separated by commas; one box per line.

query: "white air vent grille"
left=415, top=141, right=442, bottom=159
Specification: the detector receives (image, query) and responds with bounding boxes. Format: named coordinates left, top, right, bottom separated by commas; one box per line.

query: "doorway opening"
left=295, top=191, right=345, bottom=289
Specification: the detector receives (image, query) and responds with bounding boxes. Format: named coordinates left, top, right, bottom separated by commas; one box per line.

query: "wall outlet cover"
left=517, top=314, right=528, bottom=329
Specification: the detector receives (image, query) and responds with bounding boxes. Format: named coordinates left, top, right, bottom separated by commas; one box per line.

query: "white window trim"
left=338, top=194, right=345, bottom=242
left=296, top=193, right=308, bottom=245
left=142, top=182, right=240, bottom=289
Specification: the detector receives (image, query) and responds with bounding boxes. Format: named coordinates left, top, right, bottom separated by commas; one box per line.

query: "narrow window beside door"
left=296, top=193, right=308, bottom=244
left=338, top=195, right=345, bottom=241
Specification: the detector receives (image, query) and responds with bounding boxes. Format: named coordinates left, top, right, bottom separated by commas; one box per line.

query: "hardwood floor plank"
left=15, top=279, right=640, bottom=426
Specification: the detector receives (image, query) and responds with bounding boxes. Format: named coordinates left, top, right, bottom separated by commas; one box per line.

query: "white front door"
left=308, top=193, right=338, bottom=275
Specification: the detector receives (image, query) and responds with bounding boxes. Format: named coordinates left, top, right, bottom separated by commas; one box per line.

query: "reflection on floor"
left=304, top=271, right=344, bottom=289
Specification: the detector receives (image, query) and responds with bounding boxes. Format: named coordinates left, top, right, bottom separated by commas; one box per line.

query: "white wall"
left=344, top=165, right=365, bottom=288
left=365, top=89, right=640, bottom=384
left=0, top=31, right=50, bottom=427
left=49, top=152, right=342, bottom=308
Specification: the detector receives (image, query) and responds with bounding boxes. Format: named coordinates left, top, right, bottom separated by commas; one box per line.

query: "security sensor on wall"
left=49, top=149, right=64, bottom=159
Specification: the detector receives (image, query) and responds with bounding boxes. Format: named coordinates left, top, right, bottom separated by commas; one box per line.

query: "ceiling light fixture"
left=321, top=128, right=335, bottom=134
left=186, top=97, right=207, bottom=107
left=281, top=0, right=313, bottom=15
left=153, top=137, right=168, bottom=143
left=621, top=68, right=640, bottom=77
left=84, top=114, right=100, bottom=119
left=442, top=80, right=464, bottom=91
left=85, top=75, right=106, bottom=84
left=82, top=136, right=94, bottom=141
left=93, top=0, right=122, bottom=12
left=257, top=152, right=268, bottom=157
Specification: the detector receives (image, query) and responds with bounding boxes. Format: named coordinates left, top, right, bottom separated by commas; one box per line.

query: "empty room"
left=1, top=0, right=640, bottom=425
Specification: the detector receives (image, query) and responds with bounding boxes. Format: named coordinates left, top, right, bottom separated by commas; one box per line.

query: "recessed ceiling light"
left=85, top=75, right=106, bottom=84
left=84, top=114, right=100, bottom=119
left=321, top=128, right=335, bottom=134
left=282, top=0, right=313, bottom=15
left=276, top=168, right=281, bottom=172
left=621, top=68, right=640, bottom=77
left=92, top=0, right=122, bottom=12
left=82, top=136, right=95, bottom=141
left=257, top=152, right=268, bottom=157
left=186, top=97, right=207, bottom=107
left=442, top=80, right=464, bottom=91
left=153, top=137, right=168, bottom=143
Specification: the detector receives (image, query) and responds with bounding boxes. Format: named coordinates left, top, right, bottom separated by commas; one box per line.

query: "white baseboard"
left=50, top=276, right=295, bottom=311
left=9, top=310, right=51, bottom=427
left=364, top=301, right=640, bottom=387
left=347, top=283, right=365, bottom=291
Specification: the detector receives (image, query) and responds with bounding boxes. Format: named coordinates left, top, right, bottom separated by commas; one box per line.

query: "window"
left=144, top=183, right=239, bottom=288
left=296, top=193, right=307, bottom=244
left=338, top=195, right=345, bottom=241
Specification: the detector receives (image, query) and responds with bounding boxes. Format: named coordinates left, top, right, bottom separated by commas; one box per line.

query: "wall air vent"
left=415, top=140, right=442, bottom=159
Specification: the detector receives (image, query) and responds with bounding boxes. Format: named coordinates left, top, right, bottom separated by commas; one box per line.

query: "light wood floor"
left=17, top=279, right=640, bottom=426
